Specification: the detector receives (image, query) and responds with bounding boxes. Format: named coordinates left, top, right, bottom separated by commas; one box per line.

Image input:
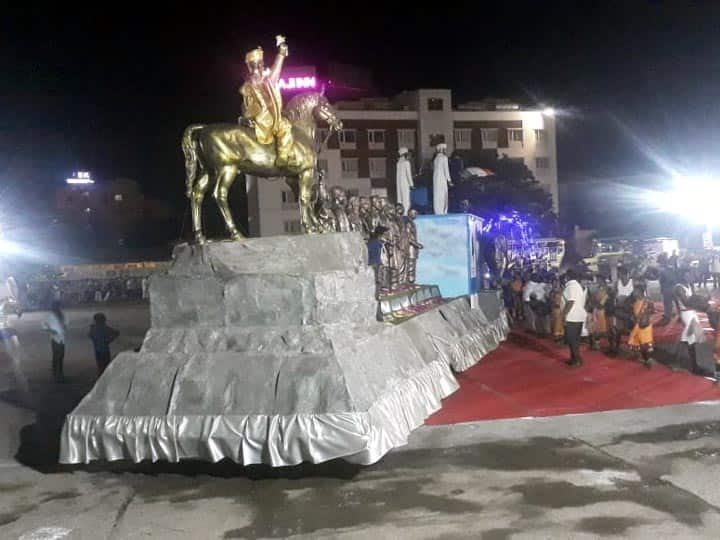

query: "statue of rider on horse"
left=183, top=35, right=343, bottom=243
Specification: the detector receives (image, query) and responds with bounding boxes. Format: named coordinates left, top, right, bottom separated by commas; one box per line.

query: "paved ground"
left=1, top=304, right=720, bottom=539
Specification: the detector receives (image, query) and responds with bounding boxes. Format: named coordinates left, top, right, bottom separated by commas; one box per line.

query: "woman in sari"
left=627, top=283, right=654, bottom=368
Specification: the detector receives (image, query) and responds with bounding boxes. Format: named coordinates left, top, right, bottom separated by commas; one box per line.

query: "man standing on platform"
left=396, top=148, right=414, bottom=212
left=433, top=143, right=452, bottom=215
left=562, top=269, right=587, bottom=368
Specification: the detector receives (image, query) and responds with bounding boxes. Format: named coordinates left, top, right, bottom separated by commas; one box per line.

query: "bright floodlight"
left=650, top=174, right=720, bottom=226
left=543, top=107, right=555, bottom=116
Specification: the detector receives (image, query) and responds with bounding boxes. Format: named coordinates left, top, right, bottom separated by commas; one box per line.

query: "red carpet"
left=427, top=329, right=720, bottom=425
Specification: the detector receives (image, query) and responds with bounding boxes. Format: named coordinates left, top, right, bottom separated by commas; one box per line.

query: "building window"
left=509, top=129, right=524, bottom=144
left=427, top=98, right=444, bottom=111
left=480, top=128, right=498, bottom=149
left=341, top=158, right=359, bottom=178
left=454, top=129, right=472, bottom=150
left=339, top=129, right=356, bottom=149
left=369, top=157, right=387, bottom=179
left=368, top=129, right=385, bottom=150
left=316, top=128, right=329, bottom=145
left=281, top=190, right=298, bottom=203
left=114, top=194, right=123, bottom=202
left=535, top=129, right=546, bottom=142
left=481, top=129, right=498, bottom=143
left=281, top=190, right=299, bottom=210
left=535, top=157, right=551, bottom=169
left=397, top=129, right=416, bottom=150
left=283, top=220, right=302, bottom=234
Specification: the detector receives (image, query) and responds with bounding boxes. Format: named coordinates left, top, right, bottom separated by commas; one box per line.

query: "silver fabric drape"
left=60, top=237, right=508, bottom=467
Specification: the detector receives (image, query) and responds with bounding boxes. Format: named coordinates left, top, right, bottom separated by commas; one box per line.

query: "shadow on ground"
left=1, top=379, right=93, bottom=472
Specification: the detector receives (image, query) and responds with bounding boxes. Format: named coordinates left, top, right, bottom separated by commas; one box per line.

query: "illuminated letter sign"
left=66, top=171, right=95, bottom=184
left=278, top=76, right=317, bottom=91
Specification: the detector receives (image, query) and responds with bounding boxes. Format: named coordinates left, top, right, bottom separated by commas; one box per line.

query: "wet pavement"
left=1, top=304, right=720, bottom=538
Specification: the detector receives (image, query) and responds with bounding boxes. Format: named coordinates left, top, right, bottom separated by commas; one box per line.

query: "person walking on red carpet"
left=628, top=282, right=654, bottom=368
left=588, top=281, right=610, bottom=352
left=550, top=277, right=565, bottom=345
left=610, top=267, right=634, bottom=354
left=562, top=269, right=587, bottom=368
left=676, top=270, right=704, bottom=374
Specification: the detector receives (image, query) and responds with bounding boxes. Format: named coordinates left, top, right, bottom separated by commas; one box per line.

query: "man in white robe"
left=433, top=143, right=452, bottom=214
left=395, top=147, right=414, bottom=212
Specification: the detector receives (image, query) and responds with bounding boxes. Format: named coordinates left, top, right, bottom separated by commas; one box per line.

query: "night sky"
left=3, top=3, right=720, bottom=228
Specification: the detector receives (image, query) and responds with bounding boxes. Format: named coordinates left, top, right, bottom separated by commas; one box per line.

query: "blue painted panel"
left=415, top=214, right=482, bottom=298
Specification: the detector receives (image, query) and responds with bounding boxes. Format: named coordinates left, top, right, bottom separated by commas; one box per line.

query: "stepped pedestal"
left=60, top=233, right=507, bottom=466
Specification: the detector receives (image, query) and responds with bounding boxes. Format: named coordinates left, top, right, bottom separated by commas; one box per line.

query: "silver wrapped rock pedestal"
left=61, top=234, right=462, bottom=466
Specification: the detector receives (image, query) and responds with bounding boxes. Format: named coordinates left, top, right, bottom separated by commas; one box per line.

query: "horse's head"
left=313, top=95, right=343, bottom=132
left=285, top=92, right=342, bottom=134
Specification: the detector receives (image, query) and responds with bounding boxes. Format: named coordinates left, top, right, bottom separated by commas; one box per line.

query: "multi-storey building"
left=247, top=89, right=558, bottom=236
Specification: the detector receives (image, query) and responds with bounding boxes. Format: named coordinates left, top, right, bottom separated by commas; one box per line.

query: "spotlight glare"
left=651, top=174, right=720, bottom=227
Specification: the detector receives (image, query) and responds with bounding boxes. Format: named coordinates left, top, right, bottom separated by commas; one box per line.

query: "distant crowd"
left=23, top=276, right=150, bottom=310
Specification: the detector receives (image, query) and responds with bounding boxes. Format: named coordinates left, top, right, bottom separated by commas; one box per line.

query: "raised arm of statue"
left=269, top=35, right=289, bottom=85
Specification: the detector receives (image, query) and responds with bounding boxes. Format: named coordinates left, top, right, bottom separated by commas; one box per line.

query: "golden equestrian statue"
left=183, top=35, right=342, bottom=243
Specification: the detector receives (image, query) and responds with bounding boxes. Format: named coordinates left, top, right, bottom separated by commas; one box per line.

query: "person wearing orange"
left=627, top=283, right=654, bottom=368
left=588, top=281, right=610, bottom=351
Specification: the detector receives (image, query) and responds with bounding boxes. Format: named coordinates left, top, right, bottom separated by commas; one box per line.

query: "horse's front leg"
left=191, top=173, right=210, bottom=244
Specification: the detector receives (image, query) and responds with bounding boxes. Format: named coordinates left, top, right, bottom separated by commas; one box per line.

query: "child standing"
left=88, top=313, right=119, bottom=377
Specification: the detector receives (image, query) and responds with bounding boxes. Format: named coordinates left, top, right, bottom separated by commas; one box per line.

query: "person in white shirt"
left=432, top=143, right=452, bottom=215
left=522, top=275, right=539, bottom=332
left=712, top=254, right=720, bottom=290
left=611, top=267, right=634, bottom=353
left=562, top=269, right=587, bottom=367
left=396, top=147, right=414, bottom=212
left=42, top=301, right=66, bottom=382
left=676, top=270, right=703, bottom=373
left=529, top=277, right=551, bottom=335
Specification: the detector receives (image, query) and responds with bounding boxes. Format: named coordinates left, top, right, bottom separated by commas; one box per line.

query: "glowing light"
left=543, top=107, right=555, bottom=117
left=66, top=171, right=94, bottom=185
left=648, top=174, right=720, bottom=226
left=278, top=76, right=317, bottom=91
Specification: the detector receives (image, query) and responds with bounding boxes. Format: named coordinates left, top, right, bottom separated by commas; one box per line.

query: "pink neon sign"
left=278, top=76, right=317, bottom=91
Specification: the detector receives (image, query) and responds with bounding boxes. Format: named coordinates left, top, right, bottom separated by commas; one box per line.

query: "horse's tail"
left=182, top=125, right=204, bottom=198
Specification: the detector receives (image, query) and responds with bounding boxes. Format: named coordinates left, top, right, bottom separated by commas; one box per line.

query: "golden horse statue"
left=182, top=92, right=342, bottom=243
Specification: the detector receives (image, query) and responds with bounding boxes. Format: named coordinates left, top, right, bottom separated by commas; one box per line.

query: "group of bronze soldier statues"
left=311, top=175, right=423, bottom=292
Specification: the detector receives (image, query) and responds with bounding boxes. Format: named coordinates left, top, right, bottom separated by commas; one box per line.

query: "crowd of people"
left=23, top=276, right=150, bottom=310
left=502, top=250, right=720, bottom=374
